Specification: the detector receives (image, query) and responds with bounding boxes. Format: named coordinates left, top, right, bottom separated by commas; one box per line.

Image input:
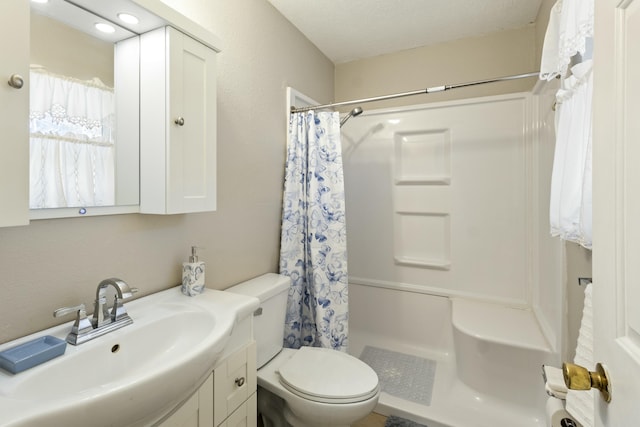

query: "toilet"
left=226, top=273, right=380, bottom=427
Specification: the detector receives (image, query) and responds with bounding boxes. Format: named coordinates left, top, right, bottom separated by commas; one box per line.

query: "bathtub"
left=348, top=283, right=554, bottom=427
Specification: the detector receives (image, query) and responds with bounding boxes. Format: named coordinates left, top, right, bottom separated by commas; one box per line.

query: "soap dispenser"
left=182, top=246, right=205, bottom=296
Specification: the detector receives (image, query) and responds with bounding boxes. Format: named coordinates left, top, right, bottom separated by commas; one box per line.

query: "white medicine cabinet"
left=0, top=0, right=221, bottom=227
left=140, top=26, right=217, bottom=214
left=0, top=0, right=30, bottom=227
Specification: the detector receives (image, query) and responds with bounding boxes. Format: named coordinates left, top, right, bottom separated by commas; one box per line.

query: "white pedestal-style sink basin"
left=0, top=287, right=259, bottom=427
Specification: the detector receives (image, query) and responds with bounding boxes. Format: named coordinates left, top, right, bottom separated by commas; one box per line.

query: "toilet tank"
left=225, top=273, right=290, bottom=368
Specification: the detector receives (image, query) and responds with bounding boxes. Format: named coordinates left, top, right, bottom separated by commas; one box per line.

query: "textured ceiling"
left=268, top=0, right=542, bottom=64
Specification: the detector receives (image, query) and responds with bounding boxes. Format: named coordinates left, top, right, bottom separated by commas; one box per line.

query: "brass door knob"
left=562, top=362, right=611, bottom=403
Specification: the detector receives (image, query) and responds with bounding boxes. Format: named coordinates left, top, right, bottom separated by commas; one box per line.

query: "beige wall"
left=334, top=0, right=559, bottom=111
left=335, top=25, right=537, bottom=110
left=535, top=0, right=558, bottom=69
left=0, top=0, right=333, bottom=344
left=31, top=13, right=114, bottom=86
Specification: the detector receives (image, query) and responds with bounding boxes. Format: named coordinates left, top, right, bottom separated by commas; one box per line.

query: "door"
left=0, top=0, right=29, bottom=227
left=167, top=26, right=217, bottom=214
left=593, top=0, right=640, bottom=424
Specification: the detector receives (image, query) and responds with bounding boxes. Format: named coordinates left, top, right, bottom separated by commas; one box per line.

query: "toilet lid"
left=278, top=347, right=379, bottom=404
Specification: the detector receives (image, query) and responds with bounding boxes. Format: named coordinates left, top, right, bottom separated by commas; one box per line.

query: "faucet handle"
left=53, top=303, right=86, bottom=318
left=53, top=304, right=93, bottom=344
left=110, top=295, right=131, bottom=321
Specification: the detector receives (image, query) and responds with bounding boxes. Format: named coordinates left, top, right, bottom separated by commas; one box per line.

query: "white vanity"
left=0, top=287, right=259, bottom=427
left=160, top=313, right=258, bottom=427
left=0, top=0, right=220, bottom=226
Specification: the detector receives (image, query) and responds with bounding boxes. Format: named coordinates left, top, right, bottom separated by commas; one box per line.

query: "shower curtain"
left=540, top=0, right=593, bottom=249
left=279, top=111, right=349, bottom=352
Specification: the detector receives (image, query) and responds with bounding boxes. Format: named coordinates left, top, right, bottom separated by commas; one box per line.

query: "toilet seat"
left=277, top=347, right=379, bottom=404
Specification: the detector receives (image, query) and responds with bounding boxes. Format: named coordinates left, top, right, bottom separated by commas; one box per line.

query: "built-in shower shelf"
left=394, top=256, right=451, bottom=271
left=394, top=176, right=451, bottom=186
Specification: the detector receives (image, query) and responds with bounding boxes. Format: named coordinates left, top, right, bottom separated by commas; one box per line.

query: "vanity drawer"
left=218, top=392, right=257, bottom=427
left=213, top=341, right=256, bottom=426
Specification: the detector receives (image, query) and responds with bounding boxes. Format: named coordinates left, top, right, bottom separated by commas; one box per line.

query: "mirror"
left=29, top=0, right=139, bottom=214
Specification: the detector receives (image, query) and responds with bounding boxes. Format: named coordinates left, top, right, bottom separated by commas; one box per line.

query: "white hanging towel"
left=565, top=283, right=595, bottom=427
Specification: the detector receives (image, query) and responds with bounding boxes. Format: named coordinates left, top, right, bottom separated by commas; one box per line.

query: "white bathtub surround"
left=344, top=90, right=563, bottom=426
left=342, top=91, right=562, bottom=343
left=350, top=285, right=553, bottom=427
left=280, top=111, right=350, bottom=351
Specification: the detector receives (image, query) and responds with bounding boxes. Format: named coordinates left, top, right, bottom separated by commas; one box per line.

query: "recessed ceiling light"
left=95, top=22, right=116, bottom=33
left=31, top=0, right=49, bottom=3
left=117, top=13, right=139, bottom=24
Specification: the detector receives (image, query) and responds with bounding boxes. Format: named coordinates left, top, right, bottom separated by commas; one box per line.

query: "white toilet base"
left=258, top=387, right=288, bottom=427
left=258, top=385, right=366, bottom=427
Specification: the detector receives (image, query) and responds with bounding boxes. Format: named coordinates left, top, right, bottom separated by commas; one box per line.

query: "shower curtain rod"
left=290, top=71, right=539, bottom=113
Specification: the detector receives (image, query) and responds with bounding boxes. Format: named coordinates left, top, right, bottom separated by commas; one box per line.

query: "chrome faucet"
left=53, top=278, right=138, bottom=345
left=93, top=278, right=137, bottom=328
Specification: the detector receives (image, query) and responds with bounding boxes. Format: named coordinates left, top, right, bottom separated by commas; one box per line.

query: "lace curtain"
left=279, top=111, right=349, bottom=352
left=540, top=0, right=593, bottom=249
left=29, top=69, right=115, bottom=209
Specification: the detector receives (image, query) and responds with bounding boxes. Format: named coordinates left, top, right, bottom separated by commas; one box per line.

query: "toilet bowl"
left=225, top=273, right=380, bottom=427
left=258, top=347, right=379, bottom=427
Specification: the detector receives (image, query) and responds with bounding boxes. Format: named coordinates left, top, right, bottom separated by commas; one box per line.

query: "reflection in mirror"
left=30, top=13, right=114, bottom=208
left=29, top=1, right=139, bottom=211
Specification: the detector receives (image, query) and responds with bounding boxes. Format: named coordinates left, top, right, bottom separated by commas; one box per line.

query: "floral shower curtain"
left=279, top=111, right=349, bottom=352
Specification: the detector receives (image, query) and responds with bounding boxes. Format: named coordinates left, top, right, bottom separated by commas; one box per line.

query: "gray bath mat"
left=385, top=415, right=429, bottom=427
left=360, top=346, right=436, bottom=405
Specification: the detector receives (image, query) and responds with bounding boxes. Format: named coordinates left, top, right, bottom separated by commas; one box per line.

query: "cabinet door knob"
left=174, top=117, right=185, bottom=126
left=7, top=74, right=24, bottom=89
left=234, top=377, right=245, bottom=387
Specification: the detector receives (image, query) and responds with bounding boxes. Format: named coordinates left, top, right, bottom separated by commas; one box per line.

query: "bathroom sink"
left=0, top=287, right=259, bottom=427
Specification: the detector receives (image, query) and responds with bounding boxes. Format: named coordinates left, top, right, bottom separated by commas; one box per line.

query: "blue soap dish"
left=0, top=335, right=67, bottom=374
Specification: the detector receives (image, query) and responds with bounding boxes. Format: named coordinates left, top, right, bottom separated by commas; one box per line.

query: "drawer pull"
left=235, top=377, right=245, bottom=387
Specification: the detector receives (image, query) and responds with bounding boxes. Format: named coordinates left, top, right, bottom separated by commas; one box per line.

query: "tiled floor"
left=352, top=412, right=387, bottom=427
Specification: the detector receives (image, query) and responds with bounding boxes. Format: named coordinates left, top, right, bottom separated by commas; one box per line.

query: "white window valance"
left=29, top=68, right=115, bottom=209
